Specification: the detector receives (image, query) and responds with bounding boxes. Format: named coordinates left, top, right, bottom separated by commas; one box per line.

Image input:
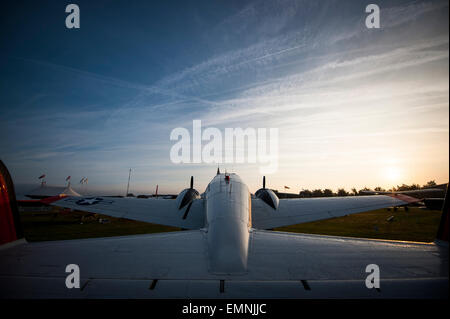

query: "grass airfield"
left=19, top=206, right=442, bottom=243
left=275, top=207, right=442, bottom=243
left=19, top=208, right=180, bottom=242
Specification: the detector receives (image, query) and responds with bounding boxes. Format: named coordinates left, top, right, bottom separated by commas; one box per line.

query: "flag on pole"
left=66, top=176, right=71, bottom=181
left=79, top=177, right=85, bottom=184
left=38, top=174, right=46, bottom=179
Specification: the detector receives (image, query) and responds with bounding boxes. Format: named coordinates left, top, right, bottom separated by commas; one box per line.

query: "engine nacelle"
left=176, top=188, right=199, bottom=209
left=176, top=176, right=199, bottom=209
left=255, top=188, right=279, bottom=209
left=255, top=176, right=279, bottom=210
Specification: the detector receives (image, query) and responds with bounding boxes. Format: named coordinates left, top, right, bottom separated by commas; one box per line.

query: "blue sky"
left=1, top=0, right=448, bottom=195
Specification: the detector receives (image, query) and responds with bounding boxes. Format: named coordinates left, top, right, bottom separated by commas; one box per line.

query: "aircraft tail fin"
left=0, top=160, right=23, bottom=246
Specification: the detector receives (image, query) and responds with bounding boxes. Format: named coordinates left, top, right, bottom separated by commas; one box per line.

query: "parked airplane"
left=0, top=163, right=448, bottom=298
left=361, top=185, right=448, bottom=210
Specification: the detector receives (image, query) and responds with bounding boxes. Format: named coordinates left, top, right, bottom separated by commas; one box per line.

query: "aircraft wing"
left=252, top=195, right=410, bottom=229
left=0, top=230, right=447, bottom=298
left=361, top=189, right=444, bottom=195
left=51, top=196, right=205, bottom=230
left=242, top=230, right=448, bottom=298
left=0, top=231, right=209, bottom=298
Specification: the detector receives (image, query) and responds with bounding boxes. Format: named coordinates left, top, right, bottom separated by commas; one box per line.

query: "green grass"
left=19, top=208, right=180, bottom=242
left=19, top=206, right=442, bottom=243
left=275, top=207, right=442, bottom=242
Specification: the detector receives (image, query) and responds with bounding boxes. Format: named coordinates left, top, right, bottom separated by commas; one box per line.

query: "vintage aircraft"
left=0, top=162, right=448, bottom=298
left=361, top=186, right=448, bottom=210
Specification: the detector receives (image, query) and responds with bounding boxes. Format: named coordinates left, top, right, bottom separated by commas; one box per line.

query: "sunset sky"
left=1, top=0, right=448, bottom=195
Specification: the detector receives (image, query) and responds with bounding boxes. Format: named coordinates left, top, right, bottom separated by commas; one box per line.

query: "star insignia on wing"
left=76, top=197, right=104, bottom=205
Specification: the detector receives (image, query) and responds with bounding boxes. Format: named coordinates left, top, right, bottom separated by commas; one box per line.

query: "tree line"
left=296, top=180, right=438, bottom=198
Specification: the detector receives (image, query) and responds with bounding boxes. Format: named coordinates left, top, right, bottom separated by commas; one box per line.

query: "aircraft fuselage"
left=204, top=173, right=251, bottom=274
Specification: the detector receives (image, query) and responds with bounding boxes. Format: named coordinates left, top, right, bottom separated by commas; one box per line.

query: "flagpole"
left=82, top=177, right=88, bottom=195
left=126, top=168, right=132, bottom=196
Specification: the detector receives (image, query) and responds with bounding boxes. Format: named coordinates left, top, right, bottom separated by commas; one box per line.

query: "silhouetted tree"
left=323, top=189, right=334, bottom=197
left=312, top=189, right=323, bottom=197
left=299, top=189, right=312, bottom=198
left=423, top=180, right=437, bottom=188
left=337, top=188, right=349, bottom=196
left=396, top=183, right=420, bottom=191
left=293, top=180, right=437, bottom=198
left=358, top=187, right=372, bottom=195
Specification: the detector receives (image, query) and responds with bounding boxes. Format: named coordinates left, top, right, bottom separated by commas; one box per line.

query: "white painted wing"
left=252, top=195, right=408, bottom=229
left=0, top=230, right=447, bottom=298
left=248, top=230, right=448, bottom=280
left=51, top=196, right=205, bottom=229
left=244, top=230, right=448, bottom=298
left=0, top=231, right=209, bottom=298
